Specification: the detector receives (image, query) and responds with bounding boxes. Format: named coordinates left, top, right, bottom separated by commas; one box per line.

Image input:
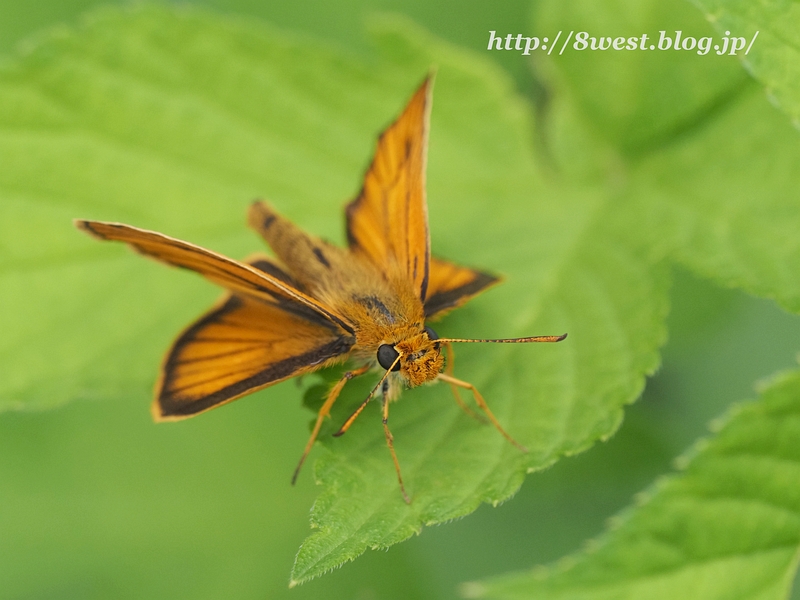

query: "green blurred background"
left=2, top=1, right=800, bottom=598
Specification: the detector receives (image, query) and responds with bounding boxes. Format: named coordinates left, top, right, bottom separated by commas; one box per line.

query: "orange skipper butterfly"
left=75, top=76, right=566, bottom=503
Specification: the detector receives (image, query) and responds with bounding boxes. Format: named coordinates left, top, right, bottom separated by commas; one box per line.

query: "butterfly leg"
left=381, top=380, right=411, bottom=504
left=292, top=364, right=370, bottom=484
left=436, top=372, right=528, bottom=453
left=442, top=343, right=487, bottom=424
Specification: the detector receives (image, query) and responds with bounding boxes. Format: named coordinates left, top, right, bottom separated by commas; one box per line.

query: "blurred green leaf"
left=468, top=367, right=800, bottom=600
left=2, top=0, right=800, bottom=587
left=0, top=370, right=442, bottom=600
left=691, top=0, right=800, bottom=126
left=459, top=0, right=800, bottom=595
left=626, top=85, right=800, bottom=313
left=536, top=0, right=800, bottom=313
left=533, top=0, right=746, bottom=153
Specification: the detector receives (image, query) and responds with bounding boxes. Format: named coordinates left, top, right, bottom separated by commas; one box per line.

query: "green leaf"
left=533, top=0, right=746, bottom=153
left=467, top=367, right=800, bottom=600
left=536, top=0, right=800, bottom=313
left=0, top=363, right=441, bottom=600
left=691, top=0, right=800, bottom=126
left=626, top=85, right=800, bottom=313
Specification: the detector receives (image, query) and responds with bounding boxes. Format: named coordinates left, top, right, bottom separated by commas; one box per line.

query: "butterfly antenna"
left=333, top=353, right=402, bottom=437
left=437, top=333, right=567, bottom=344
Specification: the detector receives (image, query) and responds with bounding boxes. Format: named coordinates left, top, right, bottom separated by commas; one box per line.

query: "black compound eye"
left=424, top=326, right=439, bottom=341
left=377, top=344, right=401, bottom=371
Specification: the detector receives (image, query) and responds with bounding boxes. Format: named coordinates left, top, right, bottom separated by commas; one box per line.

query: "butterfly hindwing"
left=424, top=256, right=500, bottom=320
left=345, top=76, right=433, bottom=301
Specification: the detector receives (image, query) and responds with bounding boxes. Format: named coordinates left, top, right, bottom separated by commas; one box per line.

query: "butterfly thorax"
left=251, top=203, right=443, bottom=387
left=333, top=272, right=443, bottom=388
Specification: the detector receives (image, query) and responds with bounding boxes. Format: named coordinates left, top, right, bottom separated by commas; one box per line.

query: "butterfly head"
left=376, top=325, right=443, bottom=387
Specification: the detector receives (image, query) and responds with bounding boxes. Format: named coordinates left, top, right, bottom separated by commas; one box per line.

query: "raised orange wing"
left=155, top=293, right=354, bottom=420
left=424, top=257, right=500, bottom=320
left=346, top=76, right=432, bottom=300
left=75, top=220, right=355, bottom=335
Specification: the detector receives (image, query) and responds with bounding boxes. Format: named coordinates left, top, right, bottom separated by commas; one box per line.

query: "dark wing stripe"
left=268, top=295, right=343, bottom=331
left=249, top=257, right=299, bottom=288
left=160, top=337, right=353, bottom=417
left=245, top=256, right=338, bottom=330
left=344, top=77, right=432, bottom=300
left=158, top=295, right=355, bottom=418
left=424, top=271, right=499, bottom=318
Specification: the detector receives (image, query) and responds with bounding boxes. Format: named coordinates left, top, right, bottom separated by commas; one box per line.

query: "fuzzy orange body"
left=247, top=201, right=442, bottom=395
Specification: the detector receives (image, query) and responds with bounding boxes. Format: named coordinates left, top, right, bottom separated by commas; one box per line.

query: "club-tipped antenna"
left=437, top=333, right=567, bottom=344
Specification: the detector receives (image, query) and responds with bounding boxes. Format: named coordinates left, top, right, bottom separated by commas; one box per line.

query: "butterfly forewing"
left=156, top=294, right=355, bottom=420
left=346, top=76, right=433, bottom=301
left=74, top=221, right=359, bottom=419
left=76, top=220, right=355, bottom=334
